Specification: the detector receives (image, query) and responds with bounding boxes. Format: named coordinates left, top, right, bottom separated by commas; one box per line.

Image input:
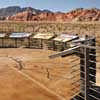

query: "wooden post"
left=2, top=38, right=4, bottom=47
left=53, top=40, right=55, bottom=51
left=28, top=37, right=30, bottom=47
left=15, top=38, right=17, bottom=48
left=84, top=47, right=90, bottom=100
left=80, top=38, right=96, bottom=100
left=41, top=39, right=43, bottom=49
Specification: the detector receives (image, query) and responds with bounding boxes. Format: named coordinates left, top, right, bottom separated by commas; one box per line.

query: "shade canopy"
left=49, top=46, right=80, bottom=59
left=0, top=33, right=6, bottom=38
left=33, top=33, right=54, bottom=40
left=9, top=32, right=32, bottom=38
left=53, top=34, right=78, bottom=42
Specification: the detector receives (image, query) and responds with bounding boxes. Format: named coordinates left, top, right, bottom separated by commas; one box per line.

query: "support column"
left=15, top=38, right=17, bottom=47
left=84, top=47, right=90, bottom=100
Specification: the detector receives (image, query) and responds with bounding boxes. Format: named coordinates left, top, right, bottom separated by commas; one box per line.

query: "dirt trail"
left=10, top=66, right=66, bottom=100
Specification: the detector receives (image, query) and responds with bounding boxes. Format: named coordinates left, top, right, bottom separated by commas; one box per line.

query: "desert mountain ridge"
left=0, top=6, right=100, bottom=22
left=0, top=6, right=53, bottom=17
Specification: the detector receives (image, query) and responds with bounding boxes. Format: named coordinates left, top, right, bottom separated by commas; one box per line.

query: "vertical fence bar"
left=84, top=47, right=90, bottom=100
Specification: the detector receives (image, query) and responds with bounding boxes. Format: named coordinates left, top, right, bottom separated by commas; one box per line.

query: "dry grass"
left=0, top=21, right=100, bottom=35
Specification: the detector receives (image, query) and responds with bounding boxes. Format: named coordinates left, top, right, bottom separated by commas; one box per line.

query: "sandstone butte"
left=7, top=8, right=100, bottom=22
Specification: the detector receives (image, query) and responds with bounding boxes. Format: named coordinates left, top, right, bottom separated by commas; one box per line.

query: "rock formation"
left=7, top=8, right=100, bottom=22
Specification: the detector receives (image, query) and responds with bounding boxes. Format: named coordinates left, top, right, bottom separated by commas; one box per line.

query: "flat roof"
left=53, top=34, right=78, bottom=42
left=0, top=33, right=6, bottom=38
left=33, top=33, right=54, bottom=40
left=9, top=32, right=32, bottom=38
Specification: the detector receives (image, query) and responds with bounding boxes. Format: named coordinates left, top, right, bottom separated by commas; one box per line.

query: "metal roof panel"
left=33, top=33, right=54, bottom=40
left=0, top=33, right=6, bottom=38
left=9, top=33, right=32, bottom=38
left=54, top=34, right=78, bottom=42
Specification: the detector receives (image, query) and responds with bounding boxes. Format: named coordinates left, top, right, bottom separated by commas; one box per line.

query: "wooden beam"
left=49, top=46, right=80, bottom=59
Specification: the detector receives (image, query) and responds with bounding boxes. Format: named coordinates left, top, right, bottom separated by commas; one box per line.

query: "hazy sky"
left=0, top=0, right=100, bottom=12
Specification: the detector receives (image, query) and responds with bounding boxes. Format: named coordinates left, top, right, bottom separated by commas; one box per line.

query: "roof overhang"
left=33, top=33, right=55, bottom=40
left=0, top=33, right=6, bottom=38
left=49, top=46, right=80, bottom=59
left=9, top=32, right=32, bottom=38
left=53, top=34, right=79, bottom=42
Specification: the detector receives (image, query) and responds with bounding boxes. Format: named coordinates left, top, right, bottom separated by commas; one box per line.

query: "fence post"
left=84, top=47, right=90, bottom=100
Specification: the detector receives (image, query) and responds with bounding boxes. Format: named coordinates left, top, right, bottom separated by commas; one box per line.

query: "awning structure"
left=49, top=46, right=80, bottom=59
left=9, top=32, right=32, bottom=38
left=33, top=33, right=55, bottom=40
left=0, top=33, right=6, bottom=38
left=53, top=34, right=78, bottom=42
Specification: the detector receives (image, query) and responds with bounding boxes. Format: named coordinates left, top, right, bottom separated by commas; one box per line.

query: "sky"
left=0, top=0, right=100, bottom=12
